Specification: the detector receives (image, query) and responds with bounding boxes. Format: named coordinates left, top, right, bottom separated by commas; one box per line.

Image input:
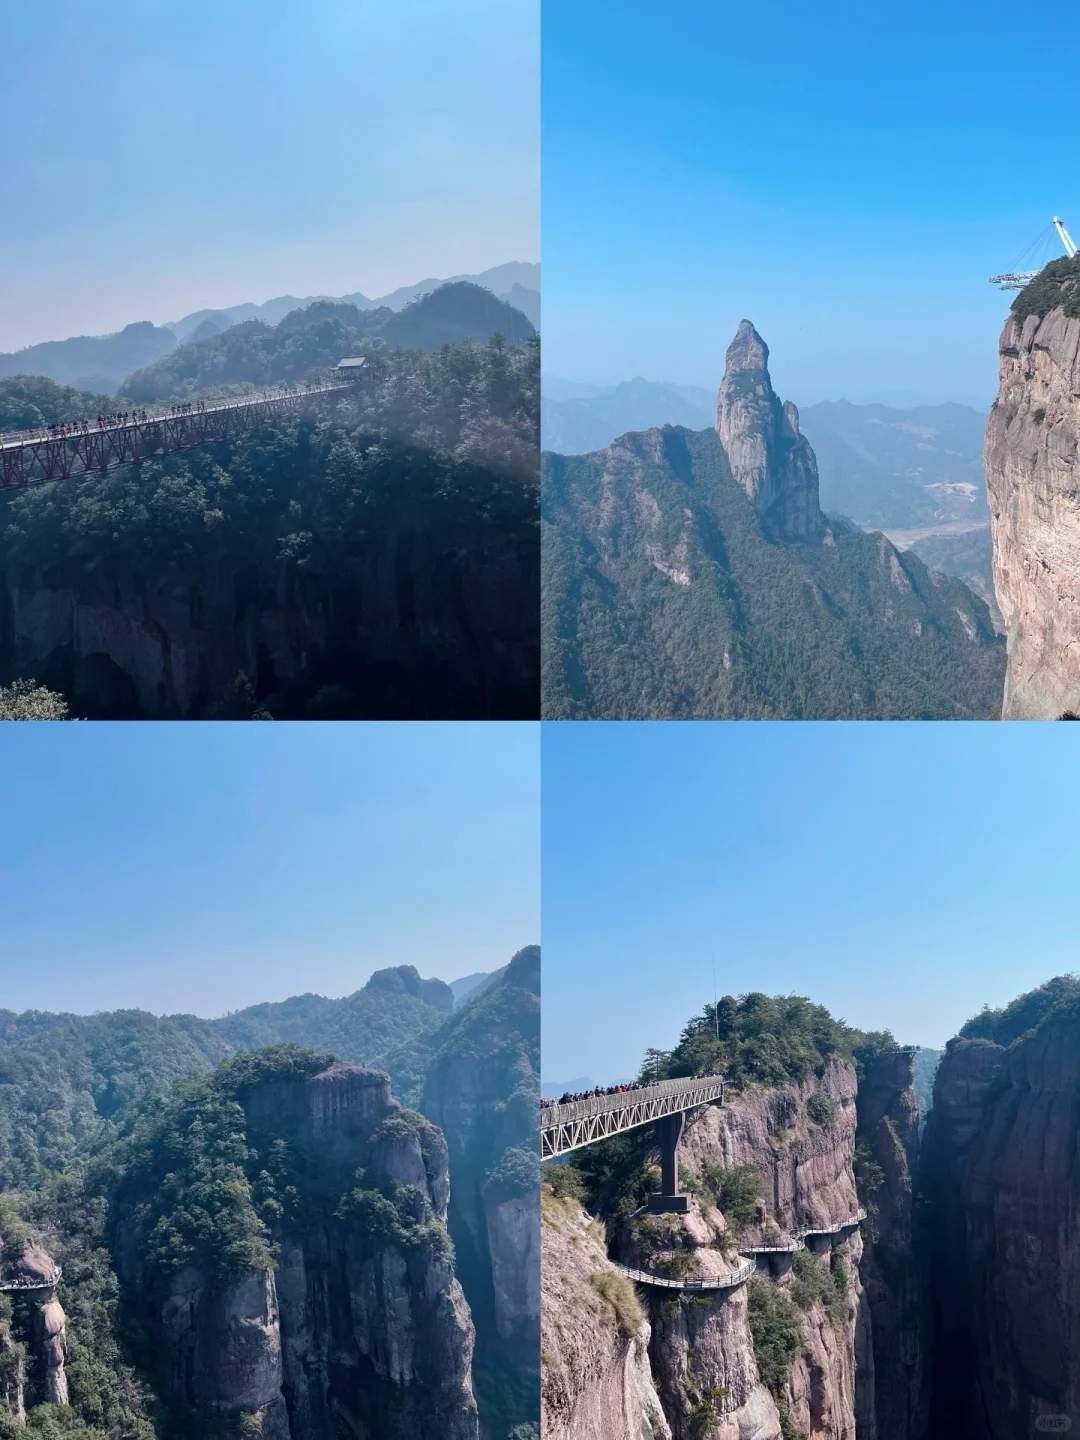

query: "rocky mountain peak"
left=725, top=317, right=770, bottom=373
left=715, top=320, right=826, bottom=543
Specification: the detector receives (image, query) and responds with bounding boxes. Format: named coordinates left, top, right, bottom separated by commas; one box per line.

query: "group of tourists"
left=541, top=1078, right=659, bottom=1109
left=2, top=379, right=336, bottom=449
left=540, top=1069, right=725, bottom=1110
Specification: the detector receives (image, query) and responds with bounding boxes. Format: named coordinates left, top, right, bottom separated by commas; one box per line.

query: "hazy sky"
left=542, top=722, right=1080, bottom=1081
left=543, top=0, right=1080, bottom=409
left=0, top=0, right=538, bottom=352
left=0, top=723, right=538, bottom=1016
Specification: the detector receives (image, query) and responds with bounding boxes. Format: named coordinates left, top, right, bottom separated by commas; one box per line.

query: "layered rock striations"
left=925, top=994, right=1080, bottom=1437
left=543, top=322, right=1004, bottom=719
left=117, top=1058, right=478, bottom=1440
left=986, top=270, right=1080, bottom=716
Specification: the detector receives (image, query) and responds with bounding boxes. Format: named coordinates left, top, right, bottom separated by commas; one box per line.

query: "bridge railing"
left=0, top=1267, right=61, bottom=1291
left=0, top=380, right=354, bottom=451
left=542, top=1075, right=726, bottom=1129
left=612, top=1257, right=755, bottom=1292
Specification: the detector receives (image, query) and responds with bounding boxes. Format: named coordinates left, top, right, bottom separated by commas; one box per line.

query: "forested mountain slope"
left=0, top=954, right=538, bottom=1440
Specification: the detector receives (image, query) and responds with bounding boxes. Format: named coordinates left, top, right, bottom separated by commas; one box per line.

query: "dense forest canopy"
left=0, top=377, right=110, bottom=432
left=652, top=992, right=896, bottom=1090
left=959, top=973, right=1080, bottom=1046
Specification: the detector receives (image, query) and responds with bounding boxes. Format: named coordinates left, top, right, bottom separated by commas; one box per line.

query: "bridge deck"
left=540, top=1075, right=726, bottom=1159
left=612, top=1257, right=755, bottom=1293
left=0, top=1267, right=61, bottom=1291
left=740, top=1210, right=867, bottom=1256
left=0, top=381, right=357, bottom=488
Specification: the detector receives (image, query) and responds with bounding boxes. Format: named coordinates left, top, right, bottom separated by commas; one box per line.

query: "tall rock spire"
left=715, top=320, right=825, bottom=543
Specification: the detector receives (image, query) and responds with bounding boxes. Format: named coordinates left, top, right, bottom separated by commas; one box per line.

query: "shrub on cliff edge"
left=589, top=1270, right=643, bottom=1338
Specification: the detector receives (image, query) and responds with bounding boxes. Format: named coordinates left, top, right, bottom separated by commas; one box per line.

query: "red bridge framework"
left=0, top=380, right=359, bottom=490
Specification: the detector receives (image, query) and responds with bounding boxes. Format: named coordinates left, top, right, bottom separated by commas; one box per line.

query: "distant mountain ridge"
left=0, top=262, right=538, bottom=394
left=120, top=282, right=535, bottom=404
left=167, top=260, right=540, bottom=340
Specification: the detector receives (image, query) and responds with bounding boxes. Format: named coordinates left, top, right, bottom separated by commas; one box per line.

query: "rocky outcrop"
left=541, top=1189, right=671, bottom=1440
left=925, top=1010, right=1080, bottom=1437
left=122, top=1061, right=477, bottom=1439
left=0, top=1243, right=68, bottom=1422
left=985, top=300, right=1080, bottom=716
left=365, top=964, right=454, bottom=1012
left=716, top=321, right=825, bottom=543
left=854, top=1050, right=928, bottom=1440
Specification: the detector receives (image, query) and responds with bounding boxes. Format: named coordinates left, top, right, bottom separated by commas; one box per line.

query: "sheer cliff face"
left=926, top=1017, right=1080, bottom=1437
left=986, top=304, right=1080, bottom=716
left=716, top=321, right=825, bottom=544
left=422, top=947, right=540, bottom=1438
left=127, top=1063, right=477, bottom=1440
left=541, top=1190, right=670, bottom=1440
left=854, top=1051, right=928, bottom=1440
left=0, top=522, right=539, bottom=719
left=646, top=1061, right=863, bottom=1440
left=544, top=1060, right=882, bottom=1440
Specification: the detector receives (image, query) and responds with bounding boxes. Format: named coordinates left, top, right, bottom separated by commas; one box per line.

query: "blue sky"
left=0, top=0, right=538, bottom=352
left=542, top=722, right=1080, bottom=1081
left=543, top=0, right=1080, bottom=408
left=0, top=723, right=538, bottom=1016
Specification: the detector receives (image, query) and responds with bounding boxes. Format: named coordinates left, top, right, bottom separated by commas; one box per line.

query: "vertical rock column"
left=715, top=320, right=826, bottom=543
left=985, top=304, right=1080, bottom=716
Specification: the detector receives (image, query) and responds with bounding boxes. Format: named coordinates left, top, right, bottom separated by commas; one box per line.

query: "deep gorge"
left=542, top=980, right=1080, bottom=1440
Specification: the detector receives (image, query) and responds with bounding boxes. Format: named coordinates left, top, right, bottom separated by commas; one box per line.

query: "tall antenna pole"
left=1054, top=216, right=1079, bottom=259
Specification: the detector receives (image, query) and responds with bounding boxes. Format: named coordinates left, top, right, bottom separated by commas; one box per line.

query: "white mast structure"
left=989, top=216, right=1078, bottom=290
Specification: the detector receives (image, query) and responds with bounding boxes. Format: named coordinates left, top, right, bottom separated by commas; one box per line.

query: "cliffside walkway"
left=540, top=1076, right=727, bottom=1160
left=0, top=1268, right=61, bottom=1291
left=0, top=381, right=358, bottom=489
left=612, top=1257, right=755, bottom=1293
left=740, top=1209, right=867, bottom=1256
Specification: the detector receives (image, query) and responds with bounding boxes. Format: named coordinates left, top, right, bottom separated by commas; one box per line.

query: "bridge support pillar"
left=647, top=1112, right=689, bottom=1214
left=771, top=1252, right=794, bottom=1283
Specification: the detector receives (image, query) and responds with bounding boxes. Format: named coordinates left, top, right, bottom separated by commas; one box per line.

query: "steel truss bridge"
left=540, top=1075, right=727, bottom=1160
left=0, top=382, right=358, bottom=490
